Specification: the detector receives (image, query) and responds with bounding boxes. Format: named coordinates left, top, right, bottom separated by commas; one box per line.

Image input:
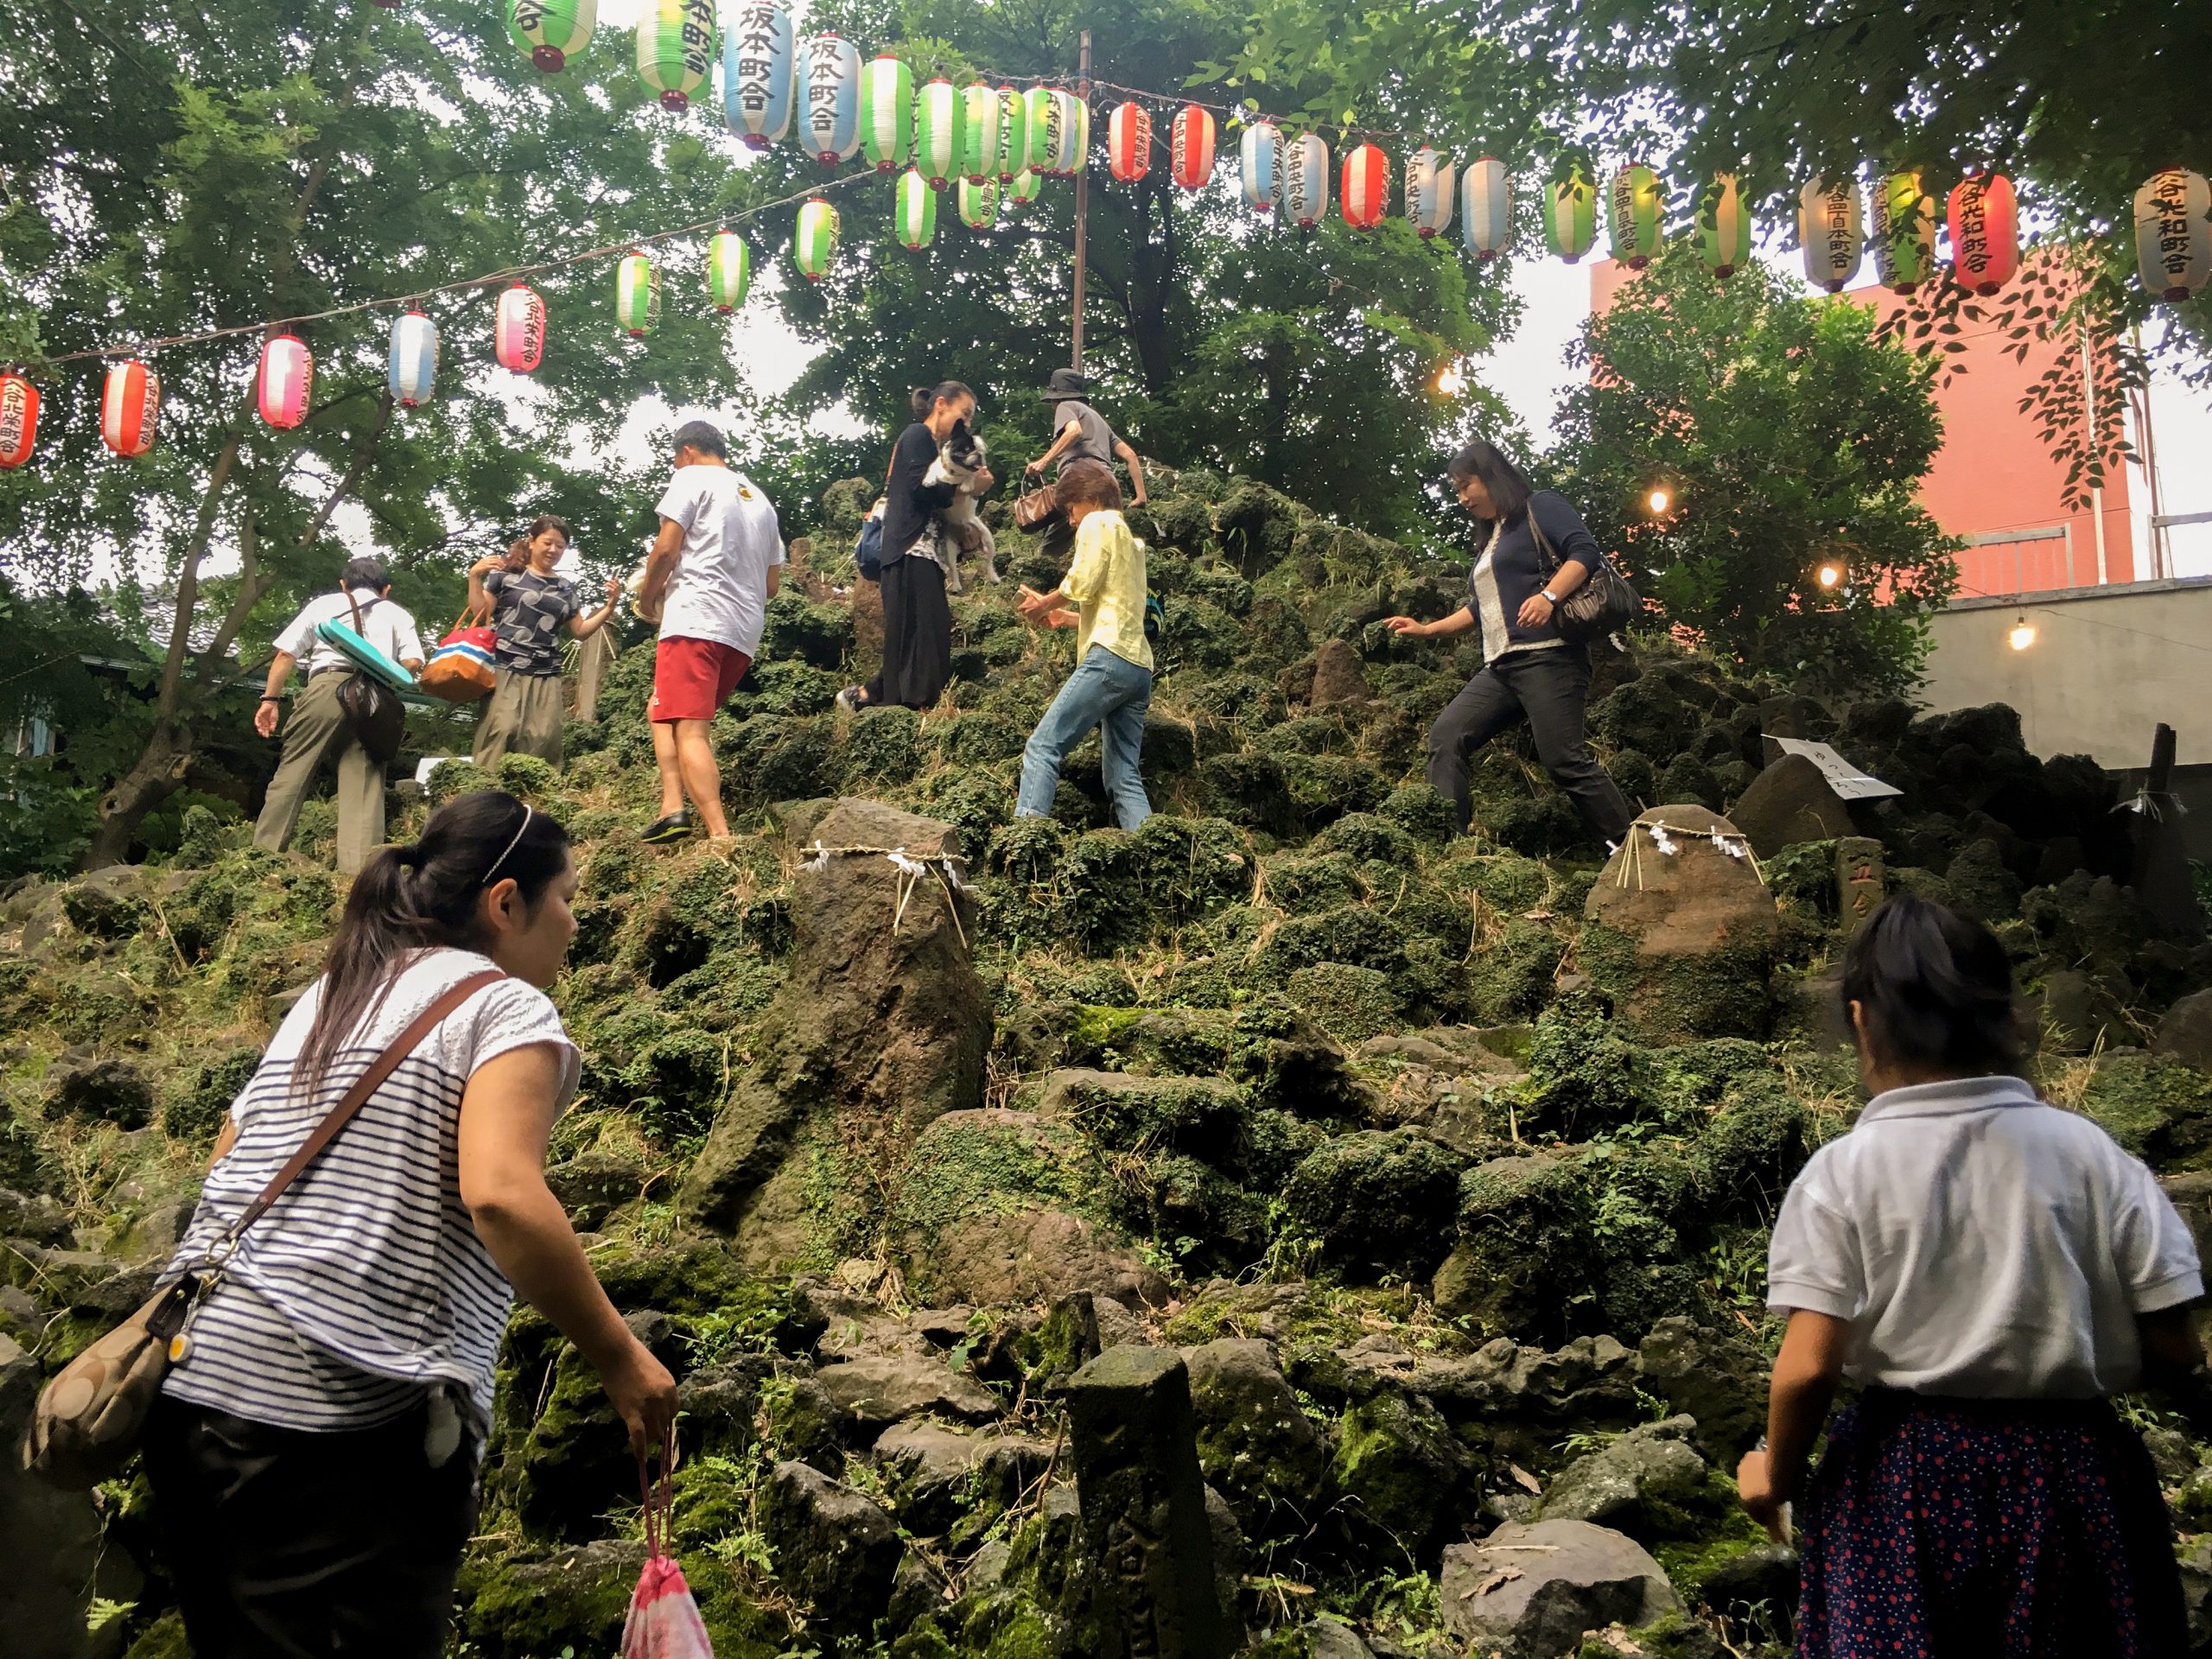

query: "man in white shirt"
left=251, top=557, right=426, bottom=874
left=635, top=420, right=784, bottom=844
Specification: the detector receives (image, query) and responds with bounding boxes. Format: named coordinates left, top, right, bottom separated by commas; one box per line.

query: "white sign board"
left=415, top=756, right=463, bottom=787
left=1766, top=736, right=1903, bottom=801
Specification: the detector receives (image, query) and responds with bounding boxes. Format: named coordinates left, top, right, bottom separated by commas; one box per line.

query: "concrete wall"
left=1922, top=577, right=2212, bottom=768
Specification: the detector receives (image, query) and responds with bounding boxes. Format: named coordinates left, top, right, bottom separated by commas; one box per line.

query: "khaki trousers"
left=251, top=671, right=386, bottom=874
left=472, top=669, right=567, bottom=768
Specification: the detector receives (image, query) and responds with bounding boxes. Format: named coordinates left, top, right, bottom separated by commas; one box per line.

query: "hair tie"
left=396, top=845, right=424, bottom=870
left=481, top=805, right=533, bottom=887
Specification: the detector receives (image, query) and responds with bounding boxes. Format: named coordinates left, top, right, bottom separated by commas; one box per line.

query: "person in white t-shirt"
left=252, top=556, right=427, bottom=874
left=1739, top=894, right=2201, bottom=1654
left=633, top=420, right=784, bottom=844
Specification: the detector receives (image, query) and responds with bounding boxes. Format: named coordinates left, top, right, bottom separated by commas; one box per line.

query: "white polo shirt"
left=272, top=588, right=426, bottom=678
left=653, top=464, right=784, bottom=658
left=1768, top=1074, right=2202, bottom=1398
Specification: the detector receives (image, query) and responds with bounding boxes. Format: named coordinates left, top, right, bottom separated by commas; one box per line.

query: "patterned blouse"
left=482, top=568, right=578, bottom=676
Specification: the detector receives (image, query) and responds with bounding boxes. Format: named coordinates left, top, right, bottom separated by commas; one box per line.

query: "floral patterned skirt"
left=1796, top=1389, right=2186, bottom=1658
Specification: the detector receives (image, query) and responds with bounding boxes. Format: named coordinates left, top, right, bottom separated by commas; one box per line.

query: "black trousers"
left=864, top=552, right=952, bottom=709
left=1427, top=648, right=1635, bottom=848
left=143, top=1394, right=480, bottom=1659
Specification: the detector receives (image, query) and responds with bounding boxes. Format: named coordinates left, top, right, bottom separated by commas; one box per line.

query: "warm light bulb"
left=1816, top=561, right=1843, bottom=589
left=1435, top=363, right=1466, bottom=397
left=2008, top=619, right=2037, bottom=651
left=1645, top=487, right=1670, bottom=515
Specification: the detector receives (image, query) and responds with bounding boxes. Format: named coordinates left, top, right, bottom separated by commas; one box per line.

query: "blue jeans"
left=1016, top=646, right=1153, bottom=830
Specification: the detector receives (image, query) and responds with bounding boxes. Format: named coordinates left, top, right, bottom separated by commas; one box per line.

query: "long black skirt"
left=865, top=552, right=951, bottom=709
left=1796, top=1388, right=2186, bottom=1657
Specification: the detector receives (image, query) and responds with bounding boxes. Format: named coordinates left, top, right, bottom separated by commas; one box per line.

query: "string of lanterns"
left=1, top=0, right=2205, bottom=474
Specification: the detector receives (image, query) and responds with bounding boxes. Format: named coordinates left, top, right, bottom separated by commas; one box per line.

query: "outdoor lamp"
left=2009, top=616, right=2037, bottom=651
left=1435, top=363, right=1467, bottom=397
left=1816, top=558, right=1844, bottom=589
left=1645, top=486, right=1671, bottom=516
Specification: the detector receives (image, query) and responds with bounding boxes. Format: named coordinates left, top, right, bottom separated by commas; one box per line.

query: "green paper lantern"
left=614, top=249, right=660, bottom=335
left=957, top=176, right=999, bottom=230
left=913, top=77, right=963, bottom=190
left=1006, top=168, right=1041, bottom=210
left=795, top=197, right=839, bottom=281
left=1872, top=169, right=1937, bottom=295
left=507, top=0, right=594, bottom=73
left=635, top=0, right=713, bottom=111
left=1546, top=158, right=1598, bottom=262
left=993, top=86, right=1028, bottom=183
left=895, top=168, right=938, bottom=249
left=705, top=231, right=750, bottom=312
left=958, top=82, right=999, bottom=185
left=1694, top=172, right=1751, bottom=278
left=858, top=54, right=913, bottom=173
left=1609, top=162, right=1664, bottom=269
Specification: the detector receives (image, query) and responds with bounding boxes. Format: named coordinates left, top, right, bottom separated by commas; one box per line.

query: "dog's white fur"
left=923, top=421, right=999, bottom=592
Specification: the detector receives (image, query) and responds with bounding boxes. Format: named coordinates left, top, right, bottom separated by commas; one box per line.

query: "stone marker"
left=2130, top=724, right=2207, bottom=942
left=1065, top=1344, right=1236, bottom=1659
left=1306, top=638, right=1372, bottom=709
left=1834, top=836, right=1884, bottom=937
left=1728, top=753, right=1856, bottom=857
left=1440, top=1517, right=1681, bottom=1656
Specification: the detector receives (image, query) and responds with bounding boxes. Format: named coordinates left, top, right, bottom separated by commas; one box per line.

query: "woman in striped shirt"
left=145, top=790, right=677, bottom=1656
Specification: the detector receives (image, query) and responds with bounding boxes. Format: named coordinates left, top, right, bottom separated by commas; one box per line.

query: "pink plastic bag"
left=621, top=1441, right=715, bottom=1659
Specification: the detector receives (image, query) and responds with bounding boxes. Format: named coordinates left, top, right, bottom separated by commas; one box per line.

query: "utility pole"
left=1071, top=29, right=1091, bottom=372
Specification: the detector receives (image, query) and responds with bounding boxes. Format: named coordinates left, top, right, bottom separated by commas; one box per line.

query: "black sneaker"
left=641, top=810, right=694, bottom=845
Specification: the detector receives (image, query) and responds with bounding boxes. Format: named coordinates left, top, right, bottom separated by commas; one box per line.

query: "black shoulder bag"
left=335, top=592, right=407, bottom=765
left=1528, top=505, right=1639, bottom=645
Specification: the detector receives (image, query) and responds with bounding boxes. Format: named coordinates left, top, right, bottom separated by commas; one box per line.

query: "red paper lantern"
left=1108, top=101, right=1151, bottom=183
left=1169, top=105, right=1214, bottom=191
left=495, top=283, right=549, bottom=373
left=1947, top=172, right=2019, bottom=296
left=1340, top=143, right=1389, bottom=231
left=0, top=372, right=39, bottom=470
left=257, top=335, right=312, bottom=429
left=102, top=359, right=162, bottom=456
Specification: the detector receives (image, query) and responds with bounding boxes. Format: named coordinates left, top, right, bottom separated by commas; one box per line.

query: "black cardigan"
left=1470, top=490, right=1605, bottom=650
left=882, top=423, right=958, bottom=560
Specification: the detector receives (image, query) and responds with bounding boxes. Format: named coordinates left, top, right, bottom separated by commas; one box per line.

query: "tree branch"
left=156, top=429, right=242, bottom=719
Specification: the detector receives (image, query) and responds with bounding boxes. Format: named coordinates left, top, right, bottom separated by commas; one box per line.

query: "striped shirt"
left=159, top=949, right=578, bottom=1432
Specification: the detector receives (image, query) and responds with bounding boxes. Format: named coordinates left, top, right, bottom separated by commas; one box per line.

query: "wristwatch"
left=1539, top=589, right=1560, bottom=606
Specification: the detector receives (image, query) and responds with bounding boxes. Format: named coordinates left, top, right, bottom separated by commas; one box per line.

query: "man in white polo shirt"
left=634, top=419, right=783, bottom=845
left=251, top=556, right=425, bottom=874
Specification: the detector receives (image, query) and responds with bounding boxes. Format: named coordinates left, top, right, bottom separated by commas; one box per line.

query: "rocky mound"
left=3, top=466, right=2210, bottom=1659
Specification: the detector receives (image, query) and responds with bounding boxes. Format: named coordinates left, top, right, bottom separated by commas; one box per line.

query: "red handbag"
left=419, top=605, right=499, bottom=704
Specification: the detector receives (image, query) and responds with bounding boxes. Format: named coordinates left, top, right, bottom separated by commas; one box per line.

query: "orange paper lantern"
left=103, top=359, right=162, bottom=455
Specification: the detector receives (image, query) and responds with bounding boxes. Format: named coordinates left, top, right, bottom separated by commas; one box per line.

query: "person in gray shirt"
left=1022, top=368, right=1147, bottom=563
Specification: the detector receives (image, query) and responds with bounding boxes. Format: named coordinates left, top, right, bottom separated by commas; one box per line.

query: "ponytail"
left=296, top=791, right=571, bottom=1096
left=1840, top=894, right=2024, bottom=1077
left=912, top=379, right=973, bottom=423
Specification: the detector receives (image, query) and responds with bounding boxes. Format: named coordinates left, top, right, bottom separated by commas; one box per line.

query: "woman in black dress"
left=1384, top=438, right=1634, bottom=851
left=838, top=381, right=992, bottom=712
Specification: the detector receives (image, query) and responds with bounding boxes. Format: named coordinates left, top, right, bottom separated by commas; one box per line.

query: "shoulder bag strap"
left=1524, top=500, right=1560, bottom=579
left=228, top=969, right=506, bottom=1238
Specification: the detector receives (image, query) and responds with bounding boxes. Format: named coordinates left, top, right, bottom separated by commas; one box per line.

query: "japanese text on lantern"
left=513, top=0, right=551, bottom=34
left=808, top=42, right=839, bottom=118
left=1956, top=192, right=1989, bottom=277
left=678, top=0, right=710, bottom=71
left=735, top=8, right=773, bottom=110
left=2152, top=175, right=2191, bottom=274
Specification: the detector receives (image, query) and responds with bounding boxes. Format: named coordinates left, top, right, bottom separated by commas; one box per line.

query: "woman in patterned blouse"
left=466, top=516, right=621, bottom=769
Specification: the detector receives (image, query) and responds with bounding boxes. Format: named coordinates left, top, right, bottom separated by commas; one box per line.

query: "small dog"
left=925, top=419, right=999, bottom=591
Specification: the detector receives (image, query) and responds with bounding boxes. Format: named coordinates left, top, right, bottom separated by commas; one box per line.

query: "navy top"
left=882, top=423, right=959, bottom=560
left=1468, top=490, right=1605, bottom=655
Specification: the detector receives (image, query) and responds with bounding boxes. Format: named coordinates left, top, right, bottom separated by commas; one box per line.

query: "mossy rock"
left=1465, top=919, right=1566, bottom=1025
left=165, top=1046, right=261, bottom=1142
left=1692, top=1077, right=1814, bottom=1215
left=1285, top=962, right=1406, bottom=1045
left=1436, top=1154, right=1600, bottom=1342
left=1379, top=781, right=1458, bottom=847
left=1037, top=1068, right=1245, bottom=1163
left=1514, top=1003, right=1653, bottom=1141
left=2076, top=1052, right=2212, bottom=1169
left=1332, top=1387, right=1478, bottom=1560
left=730, top=659, right=842, bottom=718
left=1580, top=918, right=1777, bottom=1045
left=842, top=705, right=926, bottom=787
left=759, top=588, right=855, bottom=669
left=1281, top=1129, right=1464, bottom=1279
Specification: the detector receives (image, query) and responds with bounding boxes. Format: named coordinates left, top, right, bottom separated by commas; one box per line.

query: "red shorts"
left=650, top=637, right=751, bottom=723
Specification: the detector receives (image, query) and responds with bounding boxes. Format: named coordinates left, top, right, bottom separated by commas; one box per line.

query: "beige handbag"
left=1012, top=467, right=1060, bottom=531
left=19, top=970, right=504, bottom=1490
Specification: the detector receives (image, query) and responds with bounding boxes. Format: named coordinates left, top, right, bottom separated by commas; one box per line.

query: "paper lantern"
left=797, top=35, right=860, bottom=166
left=706, top=231, right=751, bottom=311
left=993, top=86, right=1027, bottom=183
left=1402, top=147, right=1452, bottom=239
left=1006, top=168, right=1041, bottom=211
left=1069, top=93, right=1091, bottom=175
left=0, top=372, right=37, bottom=470
left=615, top=249, right=661, bottom=335
left=1240, top=120, right=1281, bottom=213
left=1546, top=159, right=1597, bottom=261
left=1694, top=172, right=1751, bottom=278
left=1798, top=175, right=1862, bottom=292
left=1340, top=143, right=1389, bottom=231
left=1027, top=87, right=1083, bottom=176
left=721, top=0, right=791, bottom=149
left=1283, top=132, right=1329, bottom=229
left=894, top=168, right=938, bottom=250
left=911, top=77, right=963, bottom=191
left=636, top=0, right=713, bottom=112
left=1609, top=163, right=1663, bottom=268
left=858, top=55, right=914, bottom=173
left=794, top=197, right=839, bottom=281
left=2135, top=168, right=2212, bottom=302
left=1169, top=105, right=1215, bottom=191
left=257, top=335, right=311, bottom=430
left=506, top=0, right=594, bottom=73
left=1459, top=156, right=1510, bottom=261
left=387, top=310, right=438, bottom=407
left=957, top=176, right=999, bottom=230
left=1871, top=170, right=1936, bottom=295
left=495, top=283, right=547, bottom=372
left=1947, top=171, right=2018, bottom=296
left=1108, top=101, right=1151, bottom=183
left=101, top=359, right=160, bottom=455
left=959, top=82, right=1000, bottom=185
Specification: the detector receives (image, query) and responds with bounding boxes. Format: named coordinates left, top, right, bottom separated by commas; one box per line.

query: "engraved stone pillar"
left=1836, top=836, right=1885, bottom=938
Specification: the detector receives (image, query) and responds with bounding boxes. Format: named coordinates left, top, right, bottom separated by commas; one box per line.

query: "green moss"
left=893, top=1112, right=1103, bottom=1242
left=1465, top=919, right=1566, bottom=1024
left=2075, top=1052, right=2212, bottom=1168
left=1282, top=1130, right=1464, bottom=1278
left=1651, top=1491, right=1776, bottom=1604
left=1285, top=962, right=1405, bottom=1044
